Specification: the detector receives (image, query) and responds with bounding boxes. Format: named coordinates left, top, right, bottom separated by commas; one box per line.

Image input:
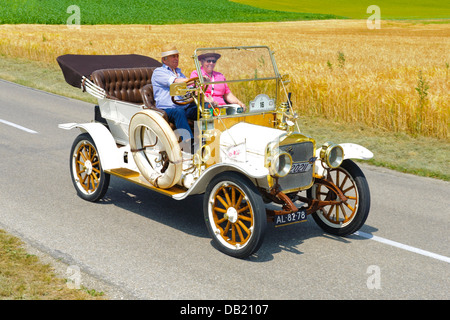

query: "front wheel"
left=70, top=133, right=110, bottom=202
left=203, top=172, right=267, bottom=259
left=308, top=159, right=370, bottom=236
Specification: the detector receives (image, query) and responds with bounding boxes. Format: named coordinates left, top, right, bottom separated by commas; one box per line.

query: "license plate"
left=290, top=162, right=312, bottom=174
left=274, top=208, right=307, bottom=227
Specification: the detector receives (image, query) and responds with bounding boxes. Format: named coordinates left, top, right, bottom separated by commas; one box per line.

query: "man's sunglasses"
left=206, top=59, right=217, bottom=63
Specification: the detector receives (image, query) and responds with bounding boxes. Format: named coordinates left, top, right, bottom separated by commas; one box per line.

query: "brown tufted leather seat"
left=91, top=67, right=155, bottom=103
left=91, top=67, right=193, bottom=131
left=91, top=67, right=172, bottom=125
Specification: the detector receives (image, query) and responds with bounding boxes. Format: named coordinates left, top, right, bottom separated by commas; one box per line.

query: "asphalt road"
left=0, top=79, right=449, bottom=302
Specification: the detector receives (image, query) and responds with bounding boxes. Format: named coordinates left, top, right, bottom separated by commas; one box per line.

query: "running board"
left=105, top=168, right=187, bottom=197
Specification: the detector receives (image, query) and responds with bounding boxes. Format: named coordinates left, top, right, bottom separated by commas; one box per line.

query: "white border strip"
left=0, top=119, right=38, bottom=134
left=354, top=231, right=450, bottom=264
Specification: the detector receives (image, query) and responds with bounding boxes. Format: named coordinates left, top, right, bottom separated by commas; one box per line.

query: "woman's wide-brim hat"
left=198, top=52, right=221, bottom=61
left=161, top=44, right=179, bottom=58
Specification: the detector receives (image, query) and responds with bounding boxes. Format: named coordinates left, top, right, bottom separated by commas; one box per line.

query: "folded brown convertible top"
left=57, top=54, right=162, bottom=88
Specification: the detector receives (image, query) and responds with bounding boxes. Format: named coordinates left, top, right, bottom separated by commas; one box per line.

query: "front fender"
left=314, top=143, right=373, bottom=177
left=59, top=122, right=122, bottom=170
left=340, top=143, right=373, bottom=160
left=172, top=162, right=269, bottom=200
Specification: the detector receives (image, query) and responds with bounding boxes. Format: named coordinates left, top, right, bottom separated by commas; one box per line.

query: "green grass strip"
left=232, top=0, right=450, bottom=19
left=0, top=0, right=341, bottom=25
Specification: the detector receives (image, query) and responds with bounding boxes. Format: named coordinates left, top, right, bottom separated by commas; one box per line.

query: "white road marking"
left=354, top=231, right=450, bottom=264
left=0, top=118, right=38, bottom=134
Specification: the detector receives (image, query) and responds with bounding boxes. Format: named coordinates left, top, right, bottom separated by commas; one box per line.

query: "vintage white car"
left=57, top=46, right=373, bottom=258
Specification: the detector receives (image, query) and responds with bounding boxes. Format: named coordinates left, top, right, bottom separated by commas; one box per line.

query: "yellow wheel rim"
left=315, top=167, right=359, bottom=227
left=210, top=182, right=254, bottom=249
left=73, top=141, right=101, bottom=194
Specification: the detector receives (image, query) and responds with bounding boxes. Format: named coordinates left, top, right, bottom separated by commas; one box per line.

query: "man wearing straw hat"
left=151, top=44, right=197, bottom=143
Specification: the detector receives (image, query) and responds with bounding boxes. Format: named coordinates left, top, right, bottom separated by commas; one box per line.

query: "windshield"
left=192, top=46, right=282, bottom=114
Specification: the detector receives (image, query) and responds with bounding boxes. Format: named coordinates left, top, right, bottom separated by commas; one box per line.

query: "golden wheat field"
left=0, top=21, right=448, bottom=139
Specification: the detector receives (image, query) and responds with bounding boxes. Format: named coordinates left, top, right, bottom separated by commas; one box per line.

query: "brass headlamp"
left=319, top=142, right=344, bottom=169
left=267, top=144, right=293, bottom=178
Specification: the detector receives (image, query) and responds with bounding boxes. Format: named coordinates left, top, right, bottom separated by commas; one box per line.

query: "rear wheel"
left=70, top=133, right=110, bottom=202
left=204, top=172, right=267, bottom=259
left=308, top=159, right=370, bottom=236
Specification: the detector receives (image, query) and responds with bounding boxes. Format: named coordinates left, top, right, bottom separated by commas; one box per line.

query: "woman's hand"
left=238, top=101, right=246, bottom=111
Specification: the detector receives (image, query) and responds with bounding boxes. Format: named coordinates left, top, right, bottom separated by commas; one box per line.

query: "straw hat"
left=161, top=44, right=179, bottom=58
left=198, top=52, right=221, bottom=61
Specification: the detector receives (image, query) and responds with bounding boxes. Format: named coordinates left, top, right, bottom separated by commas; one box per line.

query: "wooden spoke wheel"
left=308, top=159, right=370, bottom=236
left=70, top=133, right=110, bottom=202
left=204, top=172, right=266, bottom=258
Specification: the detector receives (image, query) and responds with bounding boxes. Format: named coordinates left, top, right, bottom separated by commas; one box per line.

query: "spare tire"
left=129, top=110, right=182, bottom=189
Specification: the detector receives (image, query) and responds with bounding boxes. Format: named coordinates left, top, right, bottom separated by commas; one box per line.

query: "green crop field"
left=0, top=0, right=340, bottom=24
left=2, top=0, right=447, bottom=24
left=232, top=0, right=450, bottom=19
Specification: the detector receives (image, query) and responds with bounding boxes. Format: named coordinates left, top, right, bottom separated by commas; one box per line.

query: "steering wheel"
left=171, top=76, right=209, bottom=106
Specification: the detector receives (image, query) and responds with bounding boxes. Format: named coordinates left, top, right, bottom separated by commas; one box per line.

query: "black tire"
left=308, top=159, right=370, bottom=236
left=203, top=172, right=267, bottom=258
left=69, top=133, right=110, bottom=202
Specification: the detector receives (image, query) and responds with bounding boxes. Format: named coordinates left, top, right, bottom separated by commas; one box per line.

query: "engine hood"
left=219, top=122, right=286, bottom=163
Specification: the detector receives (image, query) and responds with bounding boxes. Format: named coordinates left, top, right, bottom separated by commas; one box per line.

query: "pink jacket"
left=190, top=68, right=231, bottom=105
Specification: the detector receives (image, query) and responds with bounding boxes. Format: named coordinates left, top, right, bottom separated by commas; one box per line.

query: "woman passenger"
left=190, top=52, right=246, bottom=110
